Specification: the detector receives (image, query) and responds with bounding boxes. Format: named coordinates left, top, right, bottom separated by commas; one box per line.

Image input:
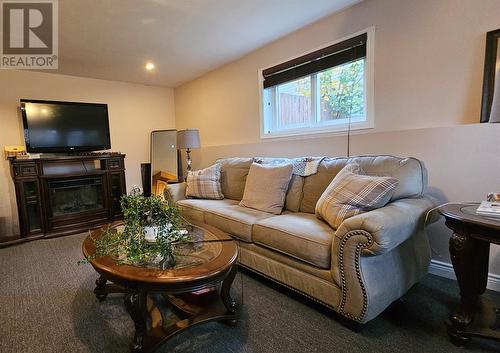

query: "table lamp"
left=177, top=129, right=200, bottom=173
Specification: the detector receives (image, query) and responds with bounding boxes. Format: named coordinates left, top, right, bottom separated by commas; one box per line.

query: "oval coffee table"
left=82, top=221, right=239, bottom=353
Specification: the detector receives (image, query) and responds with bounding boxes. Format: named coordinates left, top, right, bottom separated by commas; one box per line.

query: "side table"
left=439, top=203, right=500, bottom=345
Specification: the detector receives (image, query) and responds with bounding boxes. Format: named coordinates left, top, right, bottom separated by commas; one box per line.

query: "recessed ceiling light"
left=145, top=62, right=155, bottom=71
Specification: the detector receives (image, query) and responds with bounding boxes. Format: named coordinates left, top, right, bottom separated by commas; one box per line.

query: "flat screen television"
left=20, top=99, right=111, bottom=153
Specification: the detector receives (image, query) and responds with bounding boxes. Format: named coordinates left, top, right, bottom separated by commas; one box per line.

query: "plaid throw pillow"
left=315, top=163, right=398, bottom=229
left=186, top=164, right=224, bottom=200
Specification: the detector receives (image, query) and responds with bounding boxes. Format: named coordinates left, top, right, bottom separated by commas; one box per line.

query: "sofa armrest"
left=164, top=182, right=187, bottom=203
left=331, top=197, right=434, bottom=323
left=335, top=197, right=434, bottom=256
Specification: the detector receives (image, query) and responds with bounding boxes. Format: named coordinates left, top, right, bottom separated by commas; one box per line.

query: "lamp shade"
left=177, top=129, right=200, bottom=149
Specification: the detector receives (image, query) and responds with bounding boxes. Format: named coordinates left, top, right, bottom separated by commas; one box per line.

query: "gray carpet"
left=1, top=233, right=499, bottom=353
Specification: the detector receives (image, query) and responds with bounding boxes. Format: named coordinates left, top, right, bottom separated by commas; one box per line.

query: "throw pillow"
left=315, top=163, right=398, bottom=229
left=239, top=162, right=293, bottom=215
left=185, top=163, right=224, bottom=200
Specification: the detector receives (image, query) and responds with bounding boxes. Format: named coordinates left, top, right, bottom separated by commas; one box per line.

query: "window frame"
left=258, top=27, right=375, bottom=140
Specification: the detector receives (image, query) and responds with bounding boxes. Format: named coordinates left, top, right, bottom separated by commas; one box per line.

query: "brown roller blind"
left=262, top=33, right=367, bottom=89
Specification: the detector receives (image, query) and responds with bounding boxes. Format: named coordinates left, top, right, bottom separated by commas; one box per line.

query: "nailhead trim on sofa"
left=337, top=230, right=373, bottom=323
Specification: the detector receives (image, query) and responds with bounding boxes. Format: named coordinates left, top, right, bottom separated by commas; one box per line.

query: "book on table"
left=476, top=201, right=500, bottom=218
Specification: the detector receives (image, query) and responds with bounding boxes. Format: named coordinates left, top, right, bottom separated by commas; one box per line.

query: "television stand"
left=70, top=151, right=123, bottom=156
left=4, top=153, right=126, bottom=246
left=37, top=151, right=122, bottom=158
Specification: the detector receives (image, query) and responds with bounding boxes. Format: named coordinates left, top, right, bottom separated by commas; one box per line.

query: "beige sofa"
left=166, top=155, right=433, bottom=326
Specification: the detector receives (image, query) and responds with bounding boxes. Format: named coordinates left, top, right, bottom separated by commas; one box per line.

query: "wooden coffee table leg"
left=124, top=290, right=148, bottom=353
left=94, top=275, right=108, bottom=301
left=448, top=230, right=490, bottom=343
left=221, top=265, right=238, bottom=325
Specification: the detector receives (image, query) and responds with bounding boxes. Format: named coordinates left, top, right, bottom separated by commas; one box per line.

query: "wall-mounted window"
left=260, top=28, right=374, bottom=138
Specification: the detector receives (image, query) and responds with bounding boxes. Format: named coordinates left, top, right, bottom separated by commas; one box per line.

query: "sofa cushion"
left=253, top=213, right=334, bottom=269
left=300, top=156, right=427, bottom=213
left=217, top=158, right=254, bottom=201
left=204, top=205, right=276, bottom=242
left=177, top=199, right=238, bottom=222
left=285, top=175, right=304, bottom=212
left=315, top=163, right=398, bottom=229
left=239, top=163, right=293, bottom=215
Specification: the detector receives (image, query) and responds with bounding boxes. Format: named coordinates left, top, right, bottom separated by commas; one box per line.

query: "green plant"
left=318, top=59, right=365, bottom=120
left=81, top=194, right=190, bottom=268
left=296, top=58, right=365, bottom=120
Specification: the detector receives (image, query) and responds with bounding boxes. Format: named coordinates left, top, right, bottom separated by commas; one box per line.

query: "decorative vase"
left=144, top=226, right=158, bottom=243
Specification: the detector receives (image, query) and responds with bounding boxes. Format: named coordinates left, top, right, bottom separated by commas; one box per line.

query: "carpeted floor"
left=1, top=233, right=499, bottom=353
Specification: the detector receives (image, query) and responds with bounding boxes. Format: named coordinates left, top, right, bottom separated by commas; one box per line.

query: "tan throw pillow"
left=185, top=164, right=224, bottom=200
left=239, top=163, right=293, bottom=215
left=315, top=163, right=398, bottom=229
left=218, top=158, right=253, bottom=200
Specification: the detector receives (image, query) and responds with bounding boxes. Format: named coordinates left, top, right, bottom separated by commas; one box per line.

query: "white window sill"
left=260, top=121, right=374, bottom=140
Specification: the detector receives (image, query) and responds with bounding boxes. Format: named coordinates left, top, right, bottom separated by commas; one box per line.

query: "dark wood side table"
left=439, top=203, right=500, bottom=345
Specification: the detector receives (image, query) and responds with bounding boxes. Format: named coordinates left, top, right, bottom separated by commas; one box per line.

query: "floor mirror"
left=150, top=129, right=179, bottom=197
left=481, top=28, right=500, bottom=123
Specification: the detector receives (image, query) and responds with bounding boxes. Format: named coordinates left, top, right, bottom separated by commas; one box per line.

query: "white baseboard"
left=429, top=259, right=500, bottom=292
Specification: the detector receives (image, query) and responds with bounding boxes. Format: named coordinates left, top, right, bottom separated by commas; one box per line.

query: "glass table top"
left=171, top=225, right=223, bottom=270
left=460, top=205, right=480, bottom=216
left=110, top=224, right=224, bottom=270
left=460, top=204, right=500, bottom=223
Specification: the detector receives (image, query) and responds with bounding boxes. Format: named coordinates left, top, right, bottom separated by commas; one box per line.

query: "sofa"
left=165, top=155, right=434, bottom=326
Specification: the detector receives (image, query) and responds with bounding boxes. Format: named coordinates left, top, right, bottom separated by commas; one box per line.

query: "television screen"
left=21, top=99, right=111, bottom=153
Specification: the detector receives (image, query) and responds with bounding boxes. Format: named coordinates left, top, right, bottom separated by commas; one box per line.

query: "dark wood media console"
left=5, top=154, right=126, bottom=245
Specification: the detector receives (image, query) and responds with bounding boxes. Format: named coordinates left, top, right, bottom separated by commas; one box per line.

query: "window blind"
left=262, top=33, right=367, bottom=89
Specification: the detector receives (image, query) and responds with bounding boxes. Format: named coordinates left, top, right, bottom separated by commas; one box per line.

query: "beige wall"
left=0, top=70, right=175, bottom=237
left=175, top=0, right=500, bottom=145
left=175, top=0, right=500, bottom=274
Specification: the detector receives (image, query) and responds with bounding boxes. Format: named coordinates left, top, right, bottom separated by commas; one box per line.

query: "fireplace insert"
left=48, top=177, right=104, bottom=217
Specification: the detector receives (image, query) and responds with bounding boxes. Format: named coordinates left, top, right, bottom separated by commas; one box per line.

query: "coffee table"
left=82, top=221, right=239, bottom=353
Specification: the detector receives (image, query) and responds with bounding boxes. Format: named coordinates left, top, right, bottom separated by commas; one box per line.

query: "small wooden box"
left=4, top=146, right=27, bottom=160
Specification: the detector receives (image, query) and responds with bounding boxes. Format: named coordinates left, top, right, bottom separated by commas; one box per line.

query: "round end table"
left=83, top=221, right=239, bottom=353
left=439, top=203, right=500, bottom=346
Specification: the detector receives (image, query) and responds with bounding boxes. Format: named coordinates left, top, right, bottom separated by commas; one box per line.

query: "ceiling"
left=56, top=0, right=361, bottom=87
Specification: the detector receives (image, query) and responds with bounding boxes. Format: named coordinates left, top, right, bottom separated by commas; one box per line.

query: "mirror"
left=480, top=29, right=500, bottom=123
left=150, top=130, right=179, bottom=197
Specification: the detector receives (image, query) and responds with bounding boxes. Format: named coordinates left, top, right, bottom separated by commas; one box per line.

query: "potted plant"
left=83, top=193, right=190, bottom=269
